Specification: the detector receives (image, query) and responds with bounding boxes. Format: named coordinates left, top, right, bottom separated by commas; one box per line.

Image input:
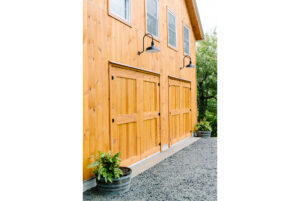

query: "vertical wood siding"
left=83, top=0, right=198, bottom=181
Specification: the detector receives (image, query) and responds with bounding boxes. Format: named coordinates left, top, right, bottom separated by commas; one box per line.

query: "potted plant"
left=88, top=151, right=132, bottom=195
left=195, top=119, right=212, bottom=138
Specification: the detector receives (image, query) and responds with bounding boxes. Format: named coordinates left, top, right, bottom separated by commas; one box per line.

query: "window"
left=109, top=0, right=130, bottom=23
left=183, top=25, right=190, bottom=55
left=167, top=9, right=176, bottom=48
left=146, top=0, right=159, bottom=38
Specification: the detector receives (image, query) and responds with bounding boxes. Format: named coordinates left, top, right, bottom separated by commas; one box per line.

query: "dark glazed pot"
left=96, top=167, right=132, bottom=195
left=196, top=130, right=211, bottom=138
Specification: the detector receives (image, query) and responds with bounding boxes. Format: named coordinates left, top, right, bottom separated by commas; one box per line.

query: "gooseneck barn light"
left=138, top=33, right=160, bottom=55
left=180, top=55, right=195, bottom=70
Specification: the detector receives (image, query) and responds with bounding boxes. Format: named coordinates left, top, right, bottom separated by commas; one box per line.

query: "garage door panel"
left=116, top=114, right=137, bottom=125
left=170, top=85, right=180, bottom=110
left=118, top=124, right=128, bottom=160
left=113, top=119, right=138, bottom=162
left=116, top=122, right=138, bottom=160
left=170, top=110, right=180, bottom=115
left=180, top=81, right=191, bottom=88
left=110, top=65, right=160, bottom=167
left=170, top=86, right=175, bottom=109
left=181, top=108, right=190, bottom=114
left=144, top=112, right=159, bottom=120
left=143, top=74, right=160, bottom=83
left=169, top=78, right=192, bottom=145
left=111, top=67, right=143, bottom=80
left=171, top=114, right=180, bottom=140
left=116, top=77, right=137, bottom=114
left=143, top=81, right=157, bottom=112
left=111, top=70, right=139, bottom=164
left=169, top=78, right=181, bottom=86
left=141, top=78, right=160, bottom=157
left=183, top=113, right=191, bottom=134
left=143, top=119, right=158, bottom=151
left=183, top=87, right=191, bottom=109
left=140, top=120, right=160, bottom=159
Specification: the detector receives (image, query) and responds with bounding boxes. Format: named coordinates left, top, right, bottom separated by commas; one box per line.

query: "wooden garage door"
left=169, top=78, right=192, bottom=145
left=110, top=64, right=161, bottom=166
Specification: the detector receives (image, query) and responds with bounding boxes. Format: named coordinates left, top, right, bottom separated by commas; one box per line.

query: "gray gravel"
left=83, top=138, right=217, bottom=201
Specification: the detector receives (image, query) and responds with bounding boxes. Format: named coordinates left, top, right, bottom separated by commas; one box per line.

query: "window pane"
left=168, top=12, right=176, bottom=31
left=168, top=11, right=176, bottom=47
left=147, top=0, right=158, bottom=37
left=147, top=0, right=157, bottom=18
left=184, top=26, right=189, bottom=41
left=184, top=40, right=189, bottom=55
left=184, top=26, right=189, bottom=54
left=168, top=30, right=176, bottom=47
left=110, top=0, right=130, bottom=21
left=147, top=14, right=158, bottom=36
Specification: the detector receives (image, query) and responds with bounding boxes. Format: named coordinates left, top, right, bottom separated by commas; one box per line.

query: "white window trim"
left=183, top=24, right=190, bottom=56
left=108, top=0, right=131, bottom=25
left=145, top=0, right=159, bottom=39
left=167, top=8, right=177, bottom=49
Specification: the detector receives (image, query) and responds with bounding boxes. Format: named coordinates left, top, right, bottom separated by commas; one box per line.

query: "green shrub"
left=195, top=119, right=212, bottom=131
left=210, top=117, right=217, bottom=137
left=88, top=151, right=123, bottom=183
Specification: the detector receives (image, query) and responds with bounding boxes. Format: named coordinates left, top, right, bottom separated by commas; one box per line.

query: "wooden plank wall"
left=83, top=0, right=198, bottom=181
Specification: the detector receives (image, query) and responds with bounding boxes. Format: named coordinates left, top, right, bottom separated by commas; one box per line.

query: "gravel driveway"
left=83, top=138, right=217, bottom=201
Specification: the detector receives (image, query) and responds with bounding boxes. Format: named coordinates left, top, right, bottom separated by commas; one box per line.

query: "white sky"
left=196, top=0, right=217, bottom=34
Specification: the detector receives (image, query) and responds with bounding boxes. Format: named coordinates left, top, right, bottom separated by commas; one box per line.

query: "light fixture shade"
left=186, top=61, right=195, bottom=68
left=146, top=41, right=160, bottom=53
left=146, top=45, right=160, bottom=53
left=138, top=34, right=160, bottom=55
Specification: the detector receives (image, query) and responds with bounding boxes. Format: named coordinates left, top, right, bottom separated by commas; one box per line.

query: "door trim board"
left=168, top=75, right=191, bottom=83
left=109, top=60, right=160, bottom=76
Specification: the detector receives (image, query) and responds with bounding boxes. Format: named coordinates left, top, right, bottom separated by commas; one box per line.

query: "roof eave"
left=185, top=0, right=205, bottom=41
left=192, top=0, right=205, bottom=41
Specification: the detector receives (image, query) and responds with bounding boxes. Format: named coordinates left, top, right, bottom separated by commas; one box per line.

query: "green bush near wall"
left=196, top=30, right=217, bottom=137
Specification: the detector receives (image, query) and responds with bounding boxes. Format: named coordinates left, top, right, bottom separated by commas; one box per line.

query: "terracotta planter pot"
left=96, top=167, right=132, bottom=195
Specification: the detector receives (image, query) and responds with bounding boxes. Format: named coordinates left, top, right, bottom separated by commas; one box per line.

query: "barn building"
left=83, top=0, right=204, bottom=183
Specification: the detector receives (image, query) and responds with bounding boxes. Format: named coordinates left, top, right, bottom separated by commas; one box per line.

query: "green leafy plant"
left=87, top=151, right=123, bottom=183
left=195, top=119, right=212, bottom=131
left=196, top=30, right=217, bottom=136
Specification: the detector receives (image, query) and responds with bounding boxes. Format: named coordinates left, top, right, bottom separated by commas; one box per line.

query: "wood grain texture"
left=83, top=0, right=200, bottom=181
left=110, top=64, right=160, bottom=167
left=168, top=77, right=192, bottom=145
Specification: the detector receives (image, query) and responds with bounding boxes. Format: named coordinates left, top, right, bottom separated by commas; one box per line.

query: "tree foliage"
left=196, top=31, right=217, bottom=136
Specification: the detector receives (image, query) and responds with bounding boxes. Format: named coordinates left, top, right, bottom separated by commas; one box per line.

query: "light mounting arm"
left=138, top=33, right=160, bottom=55
left=180, top=55, right=195, bottom=70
